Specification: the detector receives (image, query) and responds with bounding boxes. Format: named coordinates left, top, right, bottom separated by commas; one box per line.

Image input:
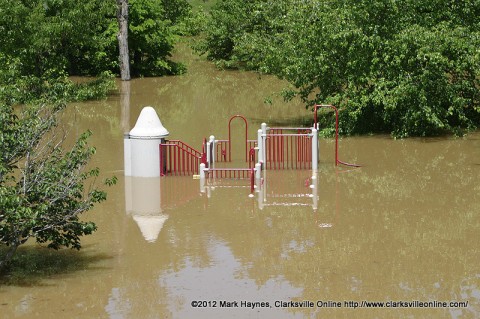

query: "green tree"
left=0, top=101, right=116, bottom=271
left=128, top=0, right=179, bottom=76
left=201, top=0, right=480, bottom=137
left=0, top=0, right=192, bottom=78
left=0, top=0, right=116, bottom=76
left=0, top=51, right=116, bottom=272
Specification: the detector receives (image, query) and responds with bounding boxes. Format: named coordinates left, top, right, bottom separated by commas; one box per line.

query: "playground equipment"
left=155, top=104, right=359, bottom=178
left=124, top=104, right=359, bottom=195
left=159, top=139, right=203, bottom=176
left=123, top=105, right=360, bottom=226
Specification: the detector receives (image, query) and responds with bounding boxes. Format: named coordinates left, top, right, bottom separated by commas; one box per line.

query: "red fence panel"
left=160, top=140, right=202, bottom=176
left=265, top=128, right=312, bottom=170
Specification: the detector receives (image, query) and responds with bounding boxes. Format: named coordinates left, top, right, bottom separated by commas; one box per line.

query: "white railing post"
left=257, top=129, right=263, bottom=168
left=312, top=128, right=318, bottom=171
left=209, top=135, right=215, bottom=168
left=206, top=141, right=211, bottom=167
left=261, top=123, right=267, bottom=165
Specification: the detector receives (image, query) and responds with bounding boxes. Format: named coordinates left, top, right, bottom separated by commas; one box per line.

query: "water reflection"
left=2, top=45, right=480, bottom=318
left=147, top=132, right=479, bottom=318
left=161, top=239, right=304, bottom=319
left=125, top=176, right=168, bottom=243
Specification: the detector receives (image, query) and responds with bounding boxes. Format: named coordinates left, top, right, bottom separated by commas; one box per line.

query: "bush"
left=200, top=0, right=480, bottom=137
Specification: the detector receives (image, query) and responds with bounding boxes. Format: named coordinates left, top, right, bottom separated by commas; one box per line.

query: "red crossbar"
left=205, top=168, right=252, bottom=179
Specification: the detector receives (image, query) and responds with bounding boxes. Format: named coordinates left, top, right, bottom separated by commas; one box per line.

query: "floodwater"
left=1, top=45, right=480, bottom=319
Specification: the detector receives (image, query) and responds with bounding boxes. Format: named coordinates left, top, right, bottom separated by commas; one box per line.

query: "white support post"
left=261, top=123, right=267, bottom=165
left=312, top=128, right=318, bottom=171
left=257, top=129, right=263, bottom=168
left=206, top=141, right=211, bottom=168
left=209, top=135, right=215, bottom=168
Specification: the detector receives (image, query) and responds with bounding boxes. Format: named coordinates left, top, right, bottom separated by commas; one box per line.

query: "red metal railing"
left=214, top=139, right=229, bottom=162
left=210, top=115, right=257, bottom=163
left=160, top=140, right=202, bottom=176
left=205, top=168, right=252, bottom=179
left=265, top=128, right=312, bottom=170
left=210, top=138, right=256, bottom=163
left=228, top=115, right=249, bottom=161
left=248, top=146, right=256, bottom=168
left=313, top=104, right=361, bottom=167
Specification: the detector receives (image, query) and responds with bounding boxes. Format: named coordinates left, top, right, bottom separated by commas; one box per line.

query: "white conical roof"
left=129, top=106, right=169, bottom=138
left=132, top=214, right=169, bottom=243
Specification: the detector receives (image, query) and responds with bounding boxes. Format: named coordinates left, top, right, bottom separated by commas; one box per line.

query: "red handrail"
left=228, top=115, right=248, bottom=162
left=160, top=141, right=202, bottom=176
left=314, top=104, right=361, bottom=167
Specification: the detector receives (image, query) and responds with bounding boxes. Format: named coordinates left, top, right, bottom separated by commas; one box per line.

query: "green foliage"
left=128, top=0, right=179, bottom=76
left=0, top=0, right=116, bottom=76
left=162, top=0, right=192, bottom=24
left=0, top=57, right=116, bottom=105
left=0, top=0, right=127, bottom=272
left=201, top=0, right=480, bottom=137
left=0, top=0, right=192, bottom=78
left=0, top=101, right=116, bottom=270
left=175, top=4, right=210, bottom=36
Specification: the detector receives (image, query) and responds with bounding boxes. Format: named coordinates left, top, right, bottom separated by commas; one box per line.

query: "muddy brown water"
left=1, top=47, right=479, bottom=319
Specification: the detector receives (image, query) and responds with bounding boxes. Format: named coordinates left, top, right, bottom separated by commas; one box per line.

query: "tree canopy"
left=0, top=84, right=118, bottom=270
left=0, top=0, right=193, bottom=78
left=0, top=0, right=131, bottom=271
left=199, top=0, right=480, bottom=137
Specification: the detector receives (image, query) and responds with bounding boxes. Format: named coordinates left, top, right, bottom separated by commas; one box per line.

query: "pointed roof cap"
left=129, top=106, right=169, bottom=139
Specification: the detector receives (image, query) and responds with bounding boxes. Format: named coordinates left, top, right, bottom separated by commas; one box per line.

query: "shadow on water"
left=0, top=245, right=112, bottom=287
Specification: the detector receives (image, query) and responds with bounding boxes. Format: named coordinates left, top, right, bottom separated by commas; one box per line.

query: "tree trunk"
left=120, top=80, right=131, bottom=133
left=117, top=0, right=131, bottom=81
left=0, top=242, right=19, bottom=272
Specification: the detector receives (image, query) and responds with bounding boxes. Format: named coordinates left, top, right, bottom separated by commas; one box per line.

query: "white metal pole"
left=261, top=123, right=267, bottom=165
left=206, top=141, right=211, bottom=168
left=257, top=129, right=263, bottom=168
left=312, top=128, right=318, bottom=171
left=209, top=135, right=215, bottom=168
